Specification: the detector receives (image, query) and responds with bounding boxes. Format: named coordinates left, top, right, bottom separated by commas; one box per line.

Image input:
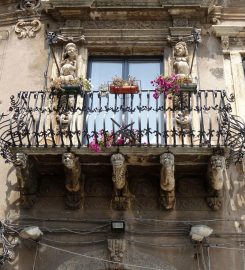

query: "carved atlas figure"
left=62, top=152, right=83, bottom=209
left=206, top=155, right=226, bottom=210
left=110, top=153, right=131, bottom=210
left=14, top=153, right=38, bottom=208
left=160, top=153, right=175, bottom=210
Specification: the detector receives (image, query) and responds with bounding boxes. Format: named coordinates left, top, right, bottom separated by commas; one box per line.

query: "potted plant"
left=51, top=77, right=93, bottom=95
left=109, top=76, right=139, bottom=94
left=89, top=129, right=139, bottom=152
left=151, top=74, right=197, bottom=100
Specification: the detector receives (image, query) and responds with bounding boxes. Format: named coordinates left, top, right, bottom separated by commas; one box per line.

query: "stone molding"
left=212, top=25, right=245, bottom=53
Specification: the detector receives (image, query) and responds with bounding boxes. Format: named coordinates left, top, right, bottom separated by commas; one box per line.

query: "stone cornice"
left=212, top=25, right=245, bottom=37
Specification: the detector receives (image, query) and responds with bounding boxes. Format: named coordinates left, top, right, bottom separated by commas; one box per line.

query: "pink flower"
left=153, top=91, right=159, bottom=100
left=89, top=141, right=101, bottom=152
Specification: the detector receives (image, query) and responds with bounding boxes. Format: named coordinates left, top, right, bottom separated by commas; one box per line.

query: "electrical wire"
left=207, top=246, right=211, bottom=270
left=32, top=244, right=38, bottom=270
left=209, top=245, right=245, bottom=251
left=37, top=241, right=171, bottom=270
left=196, top=244, right=201, bottom=270
left=42, top=237, right=106, bottom=245
left=127, top=239, right=186, bottom=248
left=8, top=215, right=245, bottom=224
left=200, top=244, right=208, bottom=270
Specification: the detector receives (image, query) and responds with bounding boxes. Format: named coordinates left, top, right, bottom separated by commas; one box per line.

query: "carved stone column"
left=14, top=153, right=38, bottom=208
left=111, top=153, right=131, bottom=210
left=206, top=155, right=226, bottom=210
left=62, top=152, right=83, bottom=209
left=107, top=239, right=126, bottom=270
left=159, top=153, right=175, bottom=210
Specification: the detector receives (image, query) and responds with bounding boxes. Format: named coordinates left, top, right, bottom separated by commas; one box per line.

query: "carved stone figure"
left=221, top=36, right=229, bottom=51
left=62, top=152, right=83, bottom=209
left=206, top=155, right=226, bottom=210
left=14, top=153, right=38, bottom=208
left=111, top=153, right=131, bottom=210
left=159, top=153, right=175, bottom=210
left=173, top=41, right=190, bottom=78
left=107, top=239, right=126, bottom=270
left=59, top=43, right=78, bottom=84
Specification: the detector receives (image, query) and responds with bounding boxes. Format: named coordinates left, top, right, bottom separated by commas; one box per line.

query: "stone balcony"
left=0, top=89, right=240, bottom=210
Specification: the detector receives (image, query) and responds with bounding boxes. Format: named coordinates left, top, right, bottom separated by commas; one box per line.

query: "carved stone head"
left=20, top=0, right=40, bottom=10
left=62, top=152, right=76, bottom=169
left=14, top=153, right=27, bottom=168
left=111, top=153, right=125, bottom=167
left=174, top=41, right=188, bottom=57
left=210, top=155, right=225, bottom=171
left=160, top=153, right=174, bottom=169
left=208, top=155, right=226, bottom=191
left=63, top=43, right=78, bottom=60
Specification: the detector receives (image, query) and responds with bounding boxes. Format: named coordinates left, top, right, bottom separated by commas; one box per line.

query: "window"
left=88, top=57, right=163, bottom=90
left=85, top=57, right=163, bottom=144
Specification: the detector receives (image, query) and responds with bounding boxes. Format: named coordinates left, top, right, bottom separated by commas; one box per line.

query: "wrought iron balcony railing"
left=0, top=89, right=241, bottom=163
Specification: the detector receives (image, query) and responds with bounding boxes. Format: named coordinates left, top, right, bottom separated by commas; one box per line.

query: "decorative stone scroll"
left=206, top=155, right=226, bottom=210
left=15, top=0, right=41, bottom=39
left=111, top=153, right=131, bottom=210
left=107, top=239, right=126, bottom=270
left=159, top=153, right=175, bottom=210
left=15, top=19, right=41, bottom=38
left=62, top=152, right=83, bottom=209
left=14, top=153, right=38, bottom=208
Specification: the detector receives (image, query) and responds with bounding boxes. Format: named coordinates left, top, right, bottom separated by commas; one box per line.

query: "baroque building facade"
left=0, top=0, right=245, bottom=269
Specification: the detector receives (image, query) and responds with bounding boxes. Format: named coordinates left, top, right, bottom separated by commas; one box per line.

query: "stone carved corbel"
left=62, top=152, right=83, bottom=209
left=108, top=239, right=126, bottom=270
left=160, top=153, right=175, bottom=210
left=15, top=19, right=41, bottom=38
left=206, top=155, right=226, bottom=210
left=111, top=153, right=131, bottom=210
left=14, top=153, right=38, bottom=208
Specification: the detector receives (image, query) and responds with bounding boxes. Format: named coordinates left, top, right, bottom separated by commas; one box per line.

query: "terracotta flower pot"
left=109, top=85, right=139, bottom=94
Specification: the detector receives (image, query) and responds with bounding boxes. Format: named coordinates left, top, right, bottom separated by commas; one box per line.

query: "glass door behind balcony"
left=86, top=57, right=163, bottom=145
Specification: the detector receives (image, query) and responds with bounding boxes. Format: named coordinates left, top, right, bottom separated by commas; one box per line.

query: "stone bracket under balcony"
left=9, top=146, right=226, bottom=211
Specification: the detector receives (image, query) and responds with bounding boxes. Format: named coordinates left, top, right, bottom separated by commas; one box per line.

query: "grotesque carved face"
left=21, top=0, right=39, bottom=9
left=14, top=153, right=27, bottom=168
left=160, top=153, right=174, bottom=168
left=62, top=153, right=75, bottom=169
left=111, top=153, right=125, bottom=167
left=174, top=42, right=188, bottom=57
left=210, top=155, right=225, bottom=171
